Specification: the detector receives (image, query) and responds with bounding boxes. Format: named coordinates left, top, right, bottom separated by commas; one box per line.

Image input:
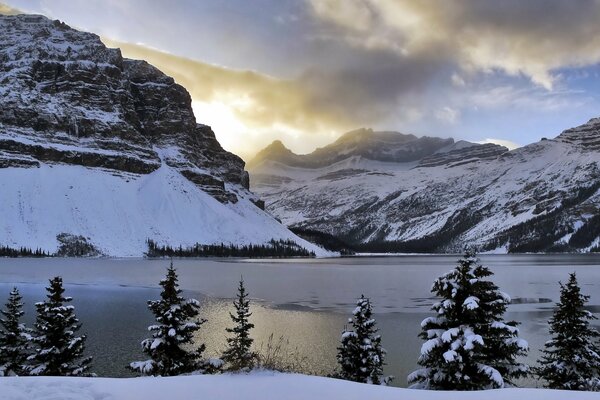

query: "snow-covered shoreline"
left=0, top=372, right=598, bottom=400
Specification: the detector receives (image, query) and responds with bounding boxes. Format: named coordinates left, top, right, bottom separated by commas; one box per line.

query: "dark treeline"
left=489, top=182, right=600, bottom=253
left=341, top=208, right=487, bottom=254
left=1, top=239, right=318, bottom=258
left=146, top=238, right=316, bottom=258
left=568, top=214, right=600, bottom=250
left=322, top=182, right=600, bottom=254
left=0, top=246, right=50, bottom=258
left=289, top=227, right=356, bottom=255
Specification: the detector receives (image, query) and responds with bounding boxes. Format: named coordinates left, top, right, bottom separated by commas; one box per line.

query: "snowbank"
left=0, top=372, right=597, bottom=400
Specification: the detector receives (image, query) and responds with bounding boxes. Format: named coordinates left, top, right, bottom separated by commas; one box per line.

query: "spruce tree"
left=536, top=272, right=600, bottom=390
left=222, top=278, right=257, bottom=371
left=0, top=288, right=31, bottom=376
left=28, top=277, right=92, bottom=376
left=408, top=251, right=528, bottom=390
left=129, top=263, right=211, bottom=376
left=337, top=295, right=391, bottom=385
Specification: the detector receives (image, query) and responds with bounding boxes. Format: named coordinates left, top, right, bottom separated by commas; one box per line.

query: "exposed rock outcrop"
left=0, top=14, right=248, bottom=202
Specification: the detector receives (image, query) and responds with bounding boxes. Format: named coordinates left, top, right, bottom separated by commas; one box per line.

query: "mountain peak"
left=556, top=116, right=600, bottom=149
left=0, top=11, right=328, bottom=256
left=335, top=128, right=373, bottom=142
left=247, top=139, right=297, bottom=168
left=333, top=128, right=418, bottom=146
left=248, top=128, right=463, bottom=171
left=266, top=139, right=290, bottom=152
left=0, top=12, right=249, bottom=197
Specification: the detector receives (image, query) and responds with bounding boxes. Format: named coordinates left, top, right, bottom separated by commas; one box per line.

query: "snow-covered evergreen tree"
left=0, top=287, right=31, bottom=376
left=28, top=277, right=92, bottom=376
left=337, top=295, right=391, bottom=385
left=129, top=263, right=212, bottom=376
left=222, top=278, right=257, bottom=371
left=536, top=272, right=600, bottom=390
left=408, top=251, right=528, bottom=390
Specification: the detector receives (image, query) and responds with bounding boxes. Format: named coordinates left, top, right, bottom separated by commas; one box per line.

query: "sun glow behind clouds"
left=191, top=99, right=336, bottom=161
left=192, top=100, right=249, bottom=157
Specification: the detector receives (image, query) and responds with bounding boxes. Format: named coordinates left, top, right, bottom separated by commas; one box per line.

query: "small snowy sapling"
left=129, top=263, right=214, bottom=376
left=408, top=251, right=528, bottom=390
left=0, top=287, right=31, bottom=376
left=222, top=278, right=258, bottom=371
left=28, top=277, right=92, bottom=376
left=337, top=294, right=391, bottom=385
left=536, top=272, right=600, bottom=390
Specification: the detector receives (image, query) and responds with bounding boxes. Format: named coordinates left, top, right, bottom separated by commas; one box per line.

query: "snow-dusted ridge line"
left=249, top=121, right=600, bottom=253
left=0, top=373, right=597, bottom=400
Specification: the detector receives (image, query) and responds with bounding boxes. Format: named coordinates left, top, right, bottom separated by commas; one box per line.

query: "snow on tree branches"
left=129, top=263, right=215, bottom=376
left=0, top=287, right=31, bottom=376
left=337, top=295, right=391, bottom=385
left=222, top=278, right=258, bottom=371
left=28, top=277, right=92, bottom=376
left=536, top=272, right=600, bottom=390
left=408, top=251, right=528, bottom=390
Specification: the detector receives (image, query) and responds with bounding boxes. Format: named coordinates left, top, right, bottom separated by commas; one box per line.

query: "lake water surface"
left=1, top=254, right=599, bottom=387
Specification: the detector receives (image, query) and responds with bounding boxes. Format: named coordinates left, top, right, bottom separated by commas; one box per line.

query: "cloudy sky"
left=4, top=0, right=600, bottom=160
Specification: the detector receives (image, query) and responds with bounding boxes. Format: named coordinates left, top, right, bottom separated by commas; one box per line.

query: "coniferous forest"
left=145, top=239, right=316, bottom=258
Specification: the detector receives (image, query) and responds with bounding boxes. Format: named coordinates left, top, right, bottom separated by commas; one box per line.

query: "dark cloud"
left=308, top=0, right=600, bottom=88
left=4, top=0, right=600, bottom=157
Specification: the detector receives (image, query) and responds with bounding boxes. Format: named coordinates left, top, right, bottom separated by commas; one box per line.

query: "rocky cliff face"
left=0, top=14, right=324, bottom=256
left=0, top=14, right=247, bottom=202
left=248, top=123, right=600, bottom=253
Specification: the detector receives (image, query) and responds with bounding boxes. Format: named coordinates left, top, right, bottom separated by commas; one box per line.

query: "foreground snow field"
left=0, top=372, right=598, bottom=400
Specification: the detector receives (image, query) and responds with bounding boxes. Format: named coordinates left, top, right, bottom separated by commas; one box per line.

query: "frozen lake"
left=0, top=254, right=599, bottom=387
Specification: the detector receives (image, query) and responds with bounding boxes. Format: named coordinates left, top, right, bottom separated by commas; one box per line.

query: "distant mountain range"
left=248, top=123, right=600, bottom=253
left=0, top=14, right=324, bottom=256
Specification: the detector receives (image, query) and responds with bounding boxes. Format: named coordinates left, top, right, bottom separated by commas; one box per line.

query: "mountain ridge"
left=0, top=13, right=326, bottom=256
left=248, top=120, right=600, bottom=253
left=249, top=128, right=507, bottom=169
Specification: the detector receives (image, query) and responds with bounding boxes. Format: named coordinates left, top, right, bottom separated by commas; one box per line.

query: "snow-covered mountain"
left=249, top=124, right=600, bottom=253
left=0, top=14, right=324, bottom=256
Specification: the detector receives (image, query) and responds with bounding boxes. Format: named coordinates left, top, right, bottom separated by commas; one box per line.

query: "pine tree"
left=408, top=251, right=528, bottom=390
left=129, top=263, right=211, bottom=376
left=536, top=272, right=600, bottom=390
left=337, top=295, right=391, bottom=385
left=28, top=277, right=92, bottom=376
left=222, top=278, right=257, bottom=371
left=0, top=288, right=31, bottom=376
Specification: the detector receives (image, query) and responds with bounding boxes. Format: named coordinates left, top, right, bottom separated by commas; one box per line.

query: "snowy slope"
left=0, top=164, right=325, bottom=257
left=0, top=373, right=597, bottom=400
left=249, top=122, right=600, bottom=253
